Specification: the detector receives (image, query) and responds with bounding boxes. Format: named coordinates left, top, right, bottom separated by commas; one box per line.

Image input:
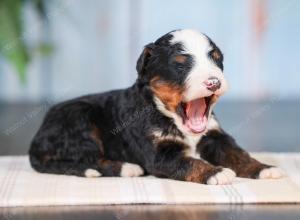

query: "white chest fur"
left=183, top=134, right=203, bottom=159
left=152, top=116, right=220, bottom=160
left=183, top=116, right=220, bottom=158
left=152, top=130, right=203, bottom=159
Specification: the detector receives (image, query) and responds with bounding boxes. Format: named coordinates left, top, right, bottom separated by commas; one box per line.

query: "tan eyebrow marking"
left=174, top=55, right=187, bottom=64
left=211, top=50, right=221, bottom=60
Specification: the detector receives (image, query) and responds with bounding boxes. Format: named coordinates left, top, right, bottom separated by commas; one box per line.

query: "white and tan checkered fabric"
left=0, top=153, right=300, bottom=207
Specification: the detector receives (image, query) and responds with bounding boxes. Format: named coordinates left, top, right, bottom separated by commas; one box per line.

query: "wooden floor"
left=1, top=204, right=300, bottom=220
left=0, top=101, right=300, bottom=219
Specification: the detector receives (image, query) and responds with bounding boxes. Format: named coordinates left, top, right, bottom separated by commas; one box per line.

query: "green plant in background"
left=0, top=0, right=48, bottom=83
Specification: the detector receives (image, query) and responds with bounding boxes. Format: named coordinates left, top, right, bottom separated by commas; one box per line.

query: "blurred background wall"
left=0, top=0, right=299, bottom=154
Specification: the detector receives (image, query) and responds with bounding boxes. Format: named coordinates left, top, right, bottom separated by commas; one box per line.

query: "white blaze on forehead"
left=170, top=29, right=212, bottom=65
left=170, top=29, right=228, bottom=101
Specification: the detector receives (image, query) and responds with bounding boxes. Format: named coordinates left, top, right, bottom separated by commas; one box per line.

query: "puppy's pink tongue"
left=185, top=98, right=207, bottom=133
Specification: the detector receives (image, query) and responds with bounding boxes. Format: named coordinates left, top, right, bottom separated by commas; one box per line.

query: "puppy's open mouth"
left=177, top=95, right=214, bottom=134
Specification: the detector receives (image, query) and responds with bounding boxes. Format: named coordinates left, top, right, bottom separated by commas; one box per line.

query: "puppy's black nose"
left=204, top=77, right=221, bottom=92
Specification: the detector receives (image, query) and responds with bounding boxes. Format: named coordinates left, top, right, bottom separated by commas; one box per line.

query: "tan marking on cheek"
left=174, top=55, right=187, bottom=63
left=150, top=77, right=183, bottom=111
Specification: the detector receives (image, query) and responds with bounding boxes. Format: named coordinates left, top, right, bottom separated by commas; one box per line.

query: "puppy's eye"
left=175, top=63, right=185, bottom=71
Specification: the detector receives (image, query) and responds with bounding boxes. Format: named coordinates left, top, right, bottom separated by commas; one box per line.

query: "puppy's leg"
left=30, top=123, right=144, bottom=178
left=30, top=155, right=102, bottom=177
left=30, top=154, right=144, bottom=178
left=152, top=140, right=236, bottom=185
left=97, top=159, right=144, bottom=177
left=199, top=130, right=285, bottom=179
left=29, top=99, right=145, bottom=178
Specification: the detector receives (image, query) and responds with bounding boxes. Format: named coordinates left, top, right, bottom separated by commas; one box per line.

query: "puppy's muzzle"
left=204, top=77, right=221, bottom=92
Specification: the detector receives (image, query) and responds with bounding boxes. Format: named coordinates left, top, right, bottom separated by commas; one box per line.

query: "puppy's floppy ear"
left=136, top=43, right=155, bottom=75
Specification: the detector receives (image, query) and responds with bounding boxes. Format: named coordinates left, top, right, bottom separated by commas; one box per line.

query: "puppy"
left=29, top=29, right=284, bottom=184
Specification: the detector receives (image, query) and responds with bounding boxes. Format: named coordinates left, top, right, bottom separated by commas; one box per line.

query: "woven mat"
left=0, top=153, right=300, bottom=207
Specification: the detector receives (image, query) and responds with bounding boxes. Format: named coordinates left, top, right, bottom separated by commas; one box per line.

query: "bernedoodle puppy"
left=29, top=29, right=284, bottom=184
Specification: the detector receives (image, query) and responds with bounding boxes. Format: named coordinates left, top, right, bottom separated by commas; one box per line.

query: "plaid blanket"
left=0, top=153, right=300, bottom=207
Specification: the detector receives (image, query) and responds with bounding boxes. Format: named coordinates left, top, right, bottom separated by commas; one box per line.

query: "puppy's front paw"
left=120, top=163, right=144, bottom=177
left=207, top=168, right=236, bottom=185
left=258, top=167, right=285, bottom=179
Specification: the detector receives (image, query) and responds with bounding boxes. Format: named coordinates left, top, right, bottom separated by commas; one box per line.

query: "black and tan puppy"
left=29, top=29, right=284, bottom=184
